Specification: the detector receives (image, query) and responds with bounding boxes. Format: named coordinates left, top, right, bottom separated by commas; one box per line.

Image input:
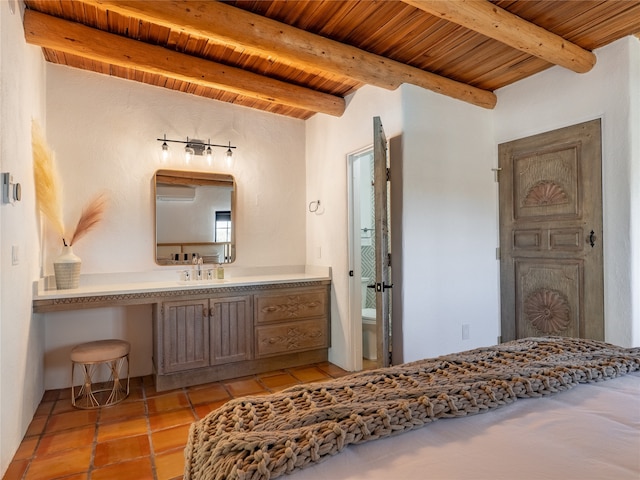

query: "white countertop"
left=34, top=265, right=331, bottom=300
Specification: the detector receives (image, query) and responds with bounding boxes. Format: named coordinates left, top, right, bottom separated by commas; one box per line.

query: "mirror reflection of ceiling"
left=154, top=170, right=235, bottom=265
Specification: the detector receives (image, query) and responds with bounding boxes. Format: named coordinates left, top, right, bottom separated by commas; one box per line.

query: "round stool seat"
left=71, top=339, right=130, bottom=363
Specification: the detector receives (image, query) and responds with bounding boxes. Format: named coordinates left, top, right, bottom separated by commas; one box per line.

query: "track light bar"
left=157, top=134, right=236, bottom=161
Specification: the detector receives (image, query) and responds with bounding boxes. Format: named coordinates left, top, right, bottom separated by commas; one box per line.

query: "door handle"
left=369, top=283, right=393, bottom=292
left=588, top=230, right=596, bottom=248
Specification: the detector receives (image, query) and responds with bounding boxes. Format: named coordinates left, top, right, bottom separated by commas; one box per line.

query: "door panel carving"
left=513, top=229, right=542, bottom=250
left=514, top=144, right=579, bottom=219
left=549, top=228, right=582, bottom=250
left=515, top=260, right=582, bottom=338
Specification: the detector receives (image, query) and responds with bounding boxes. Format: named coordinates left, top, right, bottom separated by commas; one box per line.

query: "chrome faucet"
left=192, top=254, right=203, bottom=279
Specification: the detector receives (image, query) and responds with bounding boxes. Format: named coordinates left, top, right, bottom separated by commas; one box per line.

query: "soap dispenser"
left=216, top=263, right=225, bottom=280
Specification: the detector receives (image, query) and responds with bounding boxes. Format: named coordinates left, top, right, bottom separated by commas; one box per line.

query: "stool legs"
left=106, top=355, right=130, bottom=406
left=72, top=362, right=100, bottom=408
left=71, top=354, right=130, bottom=409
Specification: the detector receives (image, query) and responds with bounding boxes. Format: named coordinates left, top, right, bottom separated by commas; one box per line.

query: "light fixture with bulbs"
left=157, top=134, right=237, bottom=163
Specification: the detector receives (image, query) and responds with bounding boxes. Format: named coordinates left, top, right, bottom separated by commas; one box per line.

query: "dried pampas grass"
left=32, top=121, right=65, bottom=237
left=68, top=193, right=108, bottom=246
left=32, top=119, right=108, bottom=247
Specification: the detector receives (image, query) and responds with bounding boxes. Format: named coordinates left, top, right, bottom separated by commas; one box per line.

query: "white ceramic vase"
left=53, top=245, right=81, bottom=290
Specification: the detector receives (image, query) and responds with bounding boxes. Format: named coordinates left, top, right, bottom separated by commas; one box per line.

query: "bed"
left=184, top=337, right=640, bottom=480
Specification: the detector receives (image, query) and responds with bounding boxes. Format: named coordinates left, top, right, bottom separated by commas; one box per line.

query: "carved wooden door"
left=499, top=119, right=603, bottom=342
left=373, top=116, right=392, bottom=367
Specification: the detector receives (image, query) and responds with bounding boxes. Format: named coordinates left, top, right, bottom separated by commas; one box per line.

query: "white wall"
left=306, top=37, right=640, bottom=369
left=494, top=36, right=640, bottom=347
left=306, top=85, right=403, bottom=369
left=44, top=65, right=306, bottom=274
left=41, top=65, right=307, bottom=389
left=400, top=86, right=499, bottom=361
left=306, top=84, right=499, bottom=368
left=0, top=1, right=47, bottom=474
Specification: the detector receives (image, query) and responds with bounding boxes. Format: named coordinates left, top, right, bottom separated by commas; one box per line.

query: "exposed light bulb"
left=206, top=145, right=213, bottom=165
left=161, top=141, right=169, bottom=160
left=225, top=141, right=234, bottom=166
left=185, top=145, right=194, bottom=163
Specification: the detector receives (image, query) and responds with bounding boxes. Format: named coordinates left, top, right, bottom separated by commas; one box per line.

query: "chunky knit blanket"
left=184, top=337, right=640, bottom=480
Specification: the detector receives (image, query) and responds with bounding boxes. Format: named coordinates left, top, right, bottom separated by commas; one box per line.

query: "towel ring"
left=309, top=200, right=320, bottom=213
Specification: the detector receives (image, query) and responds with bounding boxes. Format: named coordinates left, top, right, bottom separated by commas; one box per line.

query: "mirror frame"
left=154, top=169, right=236, bottom=265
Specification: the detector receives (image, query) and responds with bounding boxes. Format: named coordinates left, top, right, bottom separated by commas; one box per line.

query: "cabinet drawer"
left=255, top=289, right=327, bottom=324
left=255, top=318, right=328, bottom=358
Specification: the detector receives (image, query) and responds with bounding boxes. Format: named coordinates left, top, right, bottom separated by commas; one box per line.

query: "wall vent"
left=156, top=184, right=196, bottom=201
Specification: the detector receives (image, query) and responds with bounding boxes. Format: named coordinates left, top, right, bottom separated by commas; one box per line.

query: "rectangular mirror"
left=154, top=169, right=235, bottom=265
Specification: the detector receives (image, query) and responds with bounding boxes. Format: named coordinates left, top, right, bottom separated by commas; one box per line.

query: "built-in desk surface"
left=33, top=266, right=331, bottom=313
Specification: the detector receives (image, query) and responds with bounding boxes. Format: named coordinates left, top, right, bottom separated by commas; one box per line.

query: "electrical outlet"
left=462, top=324, right=470, bottom=340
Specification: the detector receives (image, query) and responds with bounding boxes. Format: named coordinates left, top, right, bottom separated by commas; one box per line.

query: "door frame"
left=346, top=144, right=373, bottom=372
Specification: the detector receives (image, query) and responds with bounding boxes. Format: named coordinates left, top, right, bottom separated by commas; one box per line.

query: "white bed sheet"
left=292, top=372, right=640, bottom=480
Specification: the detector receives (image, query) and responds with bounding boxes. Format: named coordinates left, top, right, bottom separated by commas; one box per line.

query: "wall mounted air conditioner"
left=156, top=184, right=196, bottom=201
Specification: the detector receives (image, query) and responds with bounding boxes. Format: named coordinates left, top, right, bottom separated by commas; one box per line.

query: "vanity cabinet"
left=159, top=295, right=252, bottom=374
left=32, top=271, right=332, bottom=393
left=152, top=282, right=330, bottom=391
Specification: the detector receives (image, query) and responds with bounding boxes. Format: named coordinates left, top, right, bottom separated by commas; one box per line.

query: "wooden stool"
left=71, top=339, right=130, bottom=409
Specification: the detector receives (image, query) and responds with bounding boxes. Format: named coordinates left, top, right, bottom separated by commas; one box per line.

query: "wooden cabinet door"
left=210, top=295, right=253, bottom=365
left=161, top=300, right=210, bottom=373
left=499, top=119, right=604, bottom=342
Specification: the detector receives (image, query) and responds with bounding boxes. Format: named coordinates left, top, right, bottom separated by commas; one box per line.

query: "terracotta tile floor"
left=3, top=362, right=350, bottom=480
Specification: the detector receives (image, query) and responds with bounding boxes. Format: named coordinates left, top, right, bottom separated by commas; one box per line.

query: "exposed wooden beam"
left=81, top=0, right=497, bottom=109
left=23, top=10, right=345, bottom=117
left=404, top=0, right=596, bottom=74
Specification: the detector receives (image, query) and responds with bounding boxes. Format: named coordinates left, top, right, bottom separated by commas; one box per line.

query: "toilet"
left=361, top=278, right=377, bottom=360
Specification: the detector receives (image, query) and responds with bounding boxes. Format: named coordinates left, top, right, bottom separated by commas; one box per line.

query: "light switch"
left=11, top=245, right=19, bottom=265
left=2, top=173, right=21, bottom=204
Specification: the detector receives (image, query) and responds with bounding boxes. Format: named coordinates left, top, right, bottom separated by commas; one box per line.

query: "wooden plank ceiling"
left=22, top=0, right=640, bottom=119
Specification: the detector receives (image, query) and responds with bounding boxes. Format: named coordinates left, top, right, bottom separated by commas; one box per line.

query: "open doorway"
left=347, top=116, right=401, bottom=370
left=347, top=146, right=376, bottom=371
